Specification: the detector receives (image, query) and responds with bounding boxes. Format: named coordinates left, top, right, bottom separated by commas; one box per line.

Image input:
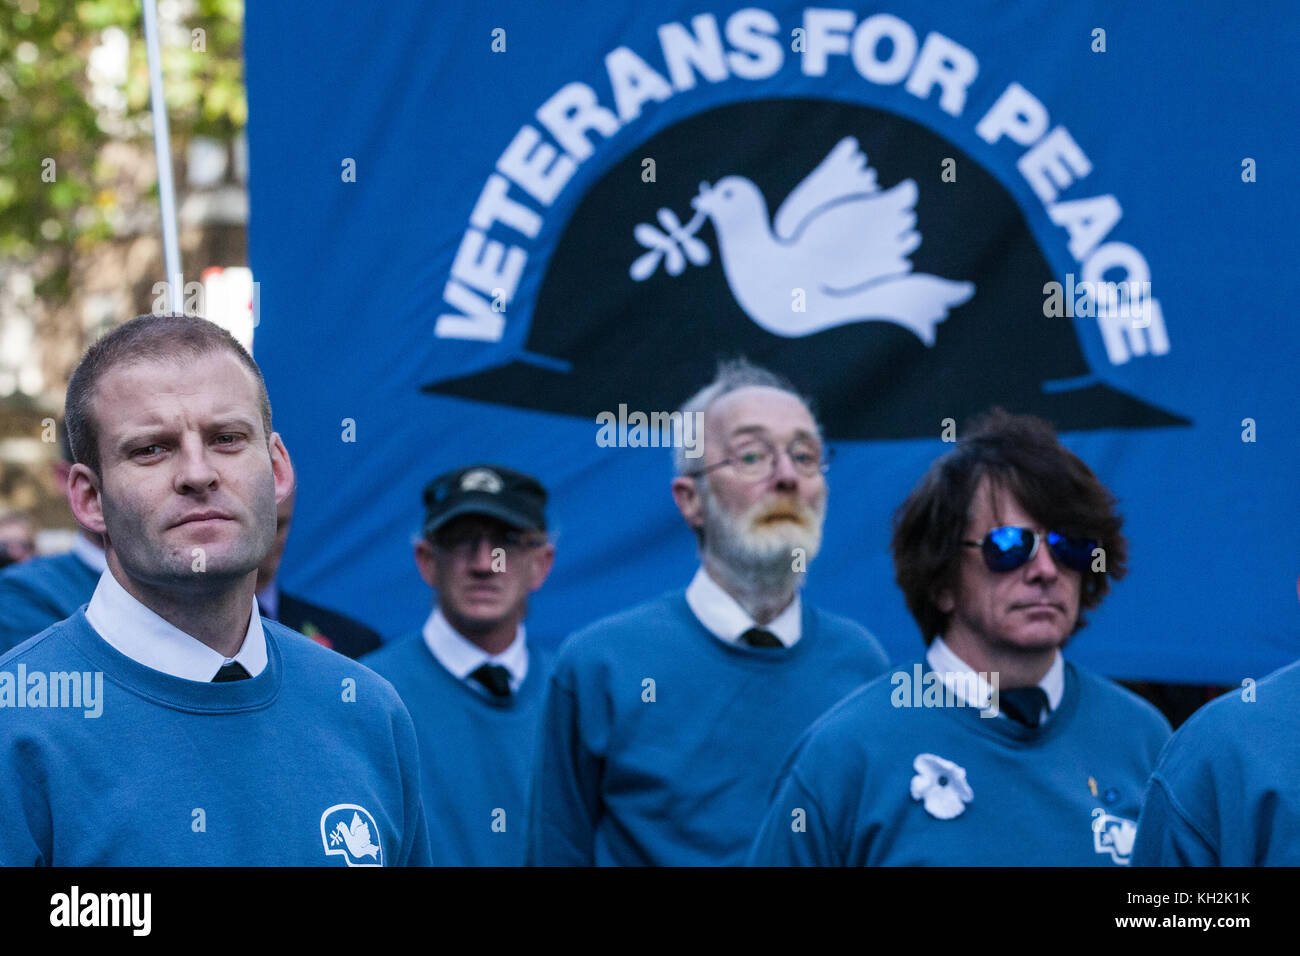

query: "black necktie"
left=212, top=661, right=251, bottom=682
left=740, top=627, right=783, bottom=649
left=470, top=663, right=512, bottom=698
left=1000, top=686, right=1049, bottom=727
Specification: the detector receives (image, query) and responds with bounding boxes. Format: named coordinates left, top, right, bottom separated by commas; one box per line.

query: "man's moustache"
left=750, top=506, right=813, bottom=527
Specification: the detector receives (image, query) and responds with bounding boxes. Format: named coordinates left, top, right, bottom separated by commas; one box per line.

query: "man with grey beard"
left=527, top=358, right=889, bottom=866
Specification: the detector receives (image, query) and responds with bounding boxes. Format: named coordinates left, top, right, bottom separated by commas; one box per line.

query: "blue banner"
left=246, top=1, right=1300, bottom=682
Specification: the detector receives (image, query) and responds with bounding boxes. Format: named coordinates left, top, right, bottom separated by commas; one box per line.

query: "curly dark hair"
left=891, top=408, right=1127, bottom=645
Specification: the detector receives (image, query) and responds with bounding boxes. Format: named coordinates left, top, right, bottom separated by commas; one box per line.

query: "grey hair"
left=671, top=357, right=820, bottom=476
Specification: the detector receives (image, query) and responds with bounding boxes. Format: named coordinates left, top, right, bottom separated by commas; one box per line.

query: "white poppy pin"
left=910, top=753, right=974, bottom=820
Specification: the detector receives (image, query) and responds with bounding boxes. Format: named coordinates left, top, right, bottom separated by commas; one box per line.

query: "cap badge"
left=460, top=468, right=503, bottom=494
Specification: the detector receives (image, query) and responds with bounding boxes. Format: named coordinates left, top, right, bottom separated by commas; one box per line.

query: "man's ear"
left=414, top=539, right=438, bottom=589
left=67, top=463, right=107, bottom=537
left=933, top=586, right=955, bottom=615
left=528, top=541, right=557, bottom=592
left=268, top=433, right=295, bottom=505
left=671, top=476, right=704, bottom=532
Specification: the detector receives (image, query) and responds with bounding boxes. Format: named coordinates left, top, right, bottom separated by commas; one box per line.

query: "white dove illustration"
left=689, top=137, right=975, bottom=344
left=335, top=812, right=380, bottom=860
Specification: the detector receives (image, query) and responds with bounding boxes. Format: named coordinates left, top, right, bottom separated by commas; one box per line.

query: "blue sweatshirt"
left=362, top=632, right=551, bottom=866
left=527, top=591, right=890, bottom=866
left=0, top=611, right=431, bottom=866
left=0, top=551, right=98, bottom=653
left=747, top=659, right=1171, bottom=866
left=1133, top=659, right=1300, bottom=866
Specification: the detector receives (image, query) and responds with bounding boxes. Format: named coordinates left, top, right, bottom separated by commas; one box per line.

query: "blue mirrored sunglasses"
left=962, top=526, right=1097, bottom=573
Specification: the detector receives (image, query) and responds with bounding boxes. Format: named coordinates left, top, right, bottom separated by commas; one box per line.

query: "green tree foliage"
left=0, top=0, right=244, bottom=294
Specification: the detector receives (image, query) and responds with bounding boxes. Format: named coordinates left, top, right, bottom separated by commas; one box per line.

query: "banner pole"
left=142, top=0, right=182, bottom=313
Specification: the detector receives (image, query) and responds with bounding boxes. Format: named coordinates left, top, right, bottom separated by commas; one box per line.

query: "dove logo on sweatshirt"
left=633, top=136, right=975, bottom=345
left=320, top=804, right=384, bottom=867
left=1091, top=808, right=1137, bottom=865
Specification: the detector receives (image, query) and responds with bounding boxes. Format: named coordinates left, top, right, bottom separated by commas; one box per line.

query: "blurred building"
left=0, top=9, right=248, bottom=546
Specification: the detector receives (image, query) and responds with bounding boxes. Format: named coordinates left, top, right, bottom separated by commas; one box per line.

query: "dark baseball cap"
left=422, top=464, right=548, bottom=537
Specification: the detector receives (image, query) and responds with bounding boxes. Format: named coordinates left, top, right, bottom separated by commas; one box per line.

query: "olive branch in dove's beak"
left=629, top=190, right=712, bottom=281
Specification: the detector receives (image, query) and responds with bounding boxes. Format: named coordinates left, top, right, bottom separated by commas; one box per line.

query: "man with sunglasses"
left=362, top=464, right=555, bottom=865
left=528, top=359, right=889, bottom=866
left=749, top=409, right=1170, bottom=865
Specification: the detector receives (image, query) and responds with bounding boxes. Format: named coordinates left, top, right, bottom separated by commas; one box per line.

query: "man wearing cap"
left=362, top=464, right=555, bottom=866
left=747, top=409, right=1170, bottom=865
left=528, top=358, right=890, bottom=866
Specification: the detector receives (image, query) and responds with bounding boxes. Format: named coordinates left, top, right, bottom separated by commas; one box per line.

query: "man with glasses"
left=362, top=464, right=555, bottom=865
left=528, top=358, right=889, bottom=866
left=748, top=408, right=1170, bottom=865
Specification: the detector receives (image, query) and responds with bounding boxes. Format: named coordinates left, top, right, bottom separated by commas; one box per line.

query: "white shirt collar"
left=926, top=636, right=1064, bottom=721
left=685, top=567, right=801, bottom=648
left=72, top=534, right=106, bottom=574
left=85, top=568, right=268, bottom=682
left=422, top=607, right=528, bottom=694
left=255, top=579, right=279, bottom=622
